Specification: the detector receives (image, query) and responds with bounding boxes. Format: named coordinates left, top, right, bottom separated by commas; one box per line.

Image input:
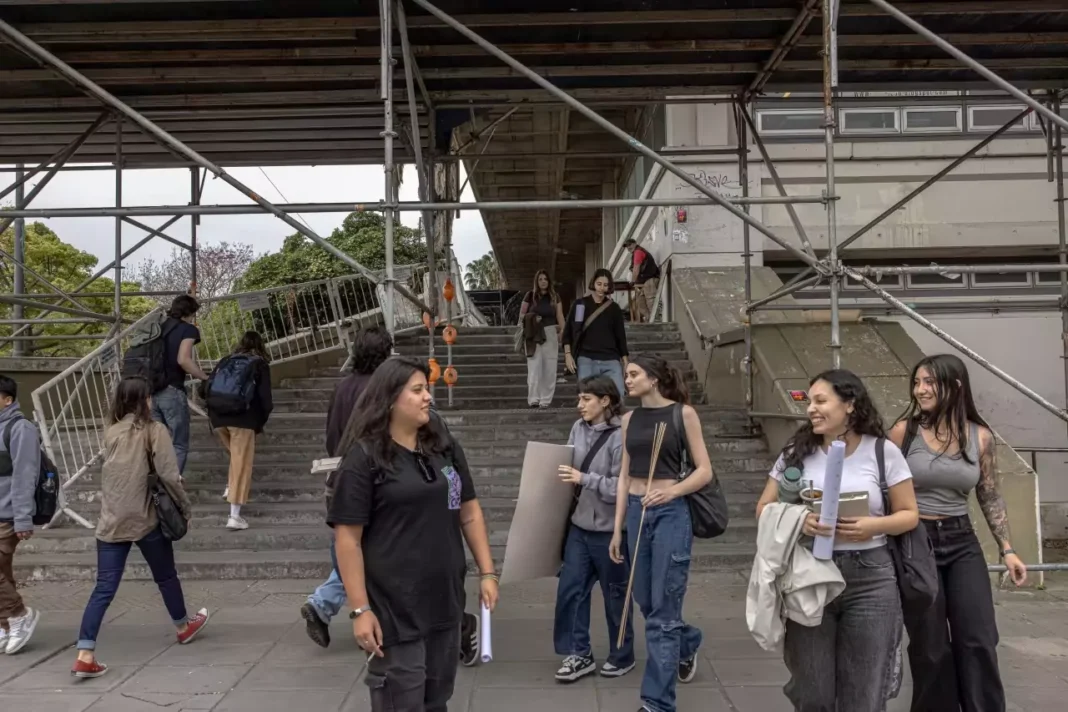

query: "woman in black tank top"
left=607, top=355, right=714, bottom=712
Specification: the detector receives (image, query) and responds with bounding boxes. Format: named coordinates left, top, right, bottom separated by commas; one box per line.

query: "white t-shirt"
left=769, top=435, right=913, bottom=551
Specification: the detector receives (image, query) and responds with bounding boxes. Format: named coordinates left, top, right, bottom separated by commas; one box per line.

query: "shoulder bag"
left=560, top=426, right=618, bottom=559
left=876, top=436, right=938, bottom=613
left=145, top=428, right=188, bottom=542
left=572, top=298, right=614, bottom=362
left=672, top=403, right=729, bottom=539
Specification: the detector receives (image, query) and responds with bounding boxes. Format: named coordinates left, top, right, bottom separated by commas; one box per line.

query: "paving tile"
left=214, top=689, right=348, bottom=712
left=471, top=686, right=598, bottom=712
left=85, top=691, right=222, bottom=711
left=235, top=663, right=355, bottom=692
left=0, top=692, right=103, bottom=712
left=723, top=686, right=793, bottom=712
left=150, top=640, right=275, bottom=666
left=2, top=662, right=139, bottom=693
left=597, top=685, right=733, bottom=712
left=711, top=657, right=790, bottom=686
left=119, top=664, right=250, bottom=695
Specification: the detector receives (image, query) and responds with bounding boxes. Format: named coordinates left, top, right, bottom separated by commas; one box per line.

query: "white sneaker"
left=0, top=626, right=7, bottom=649
left=222, top=487, right=230, bottom=500
left=5, top=607, right=40, bottom=655
left=226, top=516, right=248, bottom=531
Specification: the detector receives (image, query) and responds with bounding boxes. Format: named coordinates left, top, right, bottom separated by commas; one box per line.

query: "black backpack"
left=207, top=354, right=259, bottom=416
left=1, top=417, right=59, bottom=526
left=122, top=313, right=179, bottom=393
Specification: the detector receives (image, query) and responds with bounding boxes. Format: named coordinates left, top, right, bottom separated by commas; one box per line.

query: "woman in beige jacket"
left=71, top=376, right=209, bottom=679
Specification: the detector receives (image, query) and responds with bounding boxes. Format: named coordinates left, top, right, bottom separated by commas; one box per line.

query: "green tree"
left=464, top=252, right=502, bottom=290
left=0, top=221, right=156, bottom=357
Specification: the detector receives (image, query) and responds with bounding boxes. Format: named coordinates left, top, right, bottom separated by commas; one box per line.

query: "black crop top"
left=626, top=404, right=686, bottom=480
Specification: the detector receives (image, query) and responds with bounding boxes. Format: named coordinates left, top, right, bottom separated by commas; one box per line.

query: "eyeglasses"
left=413, top=450, right=437, bottom=484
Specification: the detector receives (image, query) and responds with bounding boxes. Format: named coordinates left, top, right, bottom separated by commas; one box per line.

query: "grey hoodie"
left=0, top=401, right=40, bottom=532
left=568, top=416, right=623, bottom=533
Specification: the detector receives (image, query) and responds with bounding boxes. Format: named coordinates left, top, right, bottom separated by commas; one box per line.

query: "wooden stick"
left=617, top=421, right=666, bottom=648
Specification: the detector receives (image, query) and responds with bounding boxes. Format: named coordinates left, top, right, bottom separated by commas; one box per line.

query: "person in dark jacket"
left=208, top=331, right=273, bottom=531
left=563, top=269, right=629, bottom=400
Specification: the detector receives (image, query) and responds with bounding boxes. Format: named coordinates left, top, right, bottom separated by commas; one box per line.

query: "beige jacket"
left=96, top=416, right=191, bottom=543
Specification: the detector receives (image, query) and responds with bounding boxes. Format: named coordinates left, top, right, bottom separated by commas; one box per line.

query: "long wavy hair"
left=336, top=357, right=446, bottom=472
left=233, top=331, right=270, bottom=362
left=629, top=353, right=689, bottom=405
left=780, top=369, right=886, bottom=472
left=896, top=354, right=988, bottom=464
left=530, top=269, right=559, bottom=304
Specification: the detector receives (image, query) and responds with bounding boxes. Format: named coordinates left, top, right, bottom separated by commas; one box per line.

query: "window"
left=906, top=271, right=967, bottom=289
left=968, top=105, right=1029, bottom=132
left=903, top=106, right=962, bottom=133
left=840, top=108, right=900, bottom=135
left=757, top=109, right=823, bottom=135
left=1036, top=271, right=1066, bottom=285
left=843, top=273, right=904, bottom=290
left=970, top=271, right=1032, bottom=288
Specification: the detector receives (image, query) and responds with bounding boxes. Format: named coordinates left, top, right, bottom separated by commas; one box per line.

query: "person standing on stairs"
left=71, top=376, right=208, bottom=680
left=207, top=331, right=273, bottom=532
left=563, top=268, right=628, bottom=401
left=609, top=355, right=713, bottom=712
left=624, top=239, right=660, bottom=324
left=329, top=357, right=499, bottom=712
left=553, top=375, right=635, bottom=683
left=0, top=374, right=42, bottom=656
left=521, top=270, right=566, bottom=408
left=153, top=295, right=210, bottom=474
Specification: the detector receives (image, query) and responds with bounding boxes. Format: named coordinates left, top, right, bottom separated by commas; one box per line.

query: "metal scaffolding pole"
left=381, top=0, right=397, bottom=335
left=122, top=217, right=191, bottom=252
left=0, top=143, right=78, bottom=203
left=114, top=118, right=123, bottom=325
left=844, top=266, right=1068, bottom=424
left=1056, top=95, right=1068, bottom=437
left=12, top=164, right=26, bottom=357
left=868, top=0, right=1068, bottom=135
left=736, top=102, right=754, bottom=408
left=823, top=0, right=842, bottom=369
left=0, top=195, right=828, bottom=220
left=451, top=106, right=521, bottom=155
left=190, top=167, right=199, bottom=293
left=408, top=0, right=827, bottom=274
left=0, top=17, right=433, bottom=318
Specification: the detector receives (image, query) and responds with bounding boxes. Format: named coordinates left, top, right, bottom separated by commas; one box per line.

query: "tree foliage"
left=464, top=252, right=502, bottom=290
left=0, top=221, right=156, bottom=357
left=133, top=241, right=254, bottom=307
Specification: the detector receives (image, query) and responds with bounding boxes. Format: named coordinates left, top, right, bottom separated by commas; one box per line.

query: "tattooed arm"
left=975, top=426, right=1011, bottom=549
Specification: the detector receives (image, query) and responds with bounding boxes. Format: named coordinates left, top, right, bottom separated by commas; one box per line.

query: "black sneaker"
left=555, top=654, right=596, bottom=683
left=460, top=612, right=480, bottom=667
left=678, top=652, right=698, bottom=683
left=300, top=603, right=330, bottom=649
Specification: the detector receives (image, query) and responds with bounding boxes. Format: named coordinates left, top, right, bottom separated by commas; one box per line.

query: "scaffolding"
left=1, top=0, right=1068, bottom=431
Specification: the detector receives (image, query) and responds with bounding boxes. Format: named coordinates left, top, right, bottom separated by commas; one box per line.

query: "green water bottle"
left=779, top=466, right=803, bottom=503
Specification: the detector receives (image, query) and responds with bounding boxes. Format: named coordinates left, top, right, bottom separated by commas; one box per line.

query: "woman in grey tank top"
left=889, top=354, right=1028, bottom=712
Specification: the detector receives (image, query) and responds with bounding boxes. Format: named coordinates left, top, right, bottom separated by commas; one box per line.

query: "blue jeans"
left=307, top=541, right=346, bottom=624
left=78, top=528, right=188, bottom=650
left=626, top=495, right=702, bottom=712
left=151, top=385, right=191, bottom=474
left=553, top=525, right=635, bottom=667
left=576, top=357, right=626, bottom=401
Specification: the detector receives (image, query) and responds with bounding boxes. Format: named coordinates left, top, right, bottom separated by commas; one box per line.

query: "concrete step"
left=308, top=360, right=697, bottom=378
left=392, top=341, right=685, bottom=358
left=396, top=323, right=682, bottom=339
left=282, top=372, right=705, bottom=390
left=14, top=540, right=758, bottom=582
left=272, top=393, right=723, bottom=412
left=273, top=382, right=705, bottom=402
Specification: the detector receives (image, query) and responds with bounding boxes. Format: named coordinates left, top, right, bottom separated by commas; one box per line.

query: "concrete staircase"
left=14, top=323, right=768, bottom=581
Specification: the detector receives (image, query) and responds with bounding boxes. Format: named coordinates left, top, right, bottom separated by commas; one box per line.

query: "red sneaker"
left=177, top=608, right=210, bottom=645
left=71, top=659, right=109, bottom=679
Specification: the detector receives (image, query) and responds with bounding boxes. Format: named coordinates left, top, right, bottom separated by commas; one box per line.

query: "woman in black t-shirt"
left=328, top=357, right=498, bottom=712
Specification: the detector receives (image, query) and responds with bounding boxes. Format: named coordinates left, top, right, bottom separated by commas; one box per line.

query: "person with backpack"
left=70, top=376, right=208, bottom=679
left=207, top=332, right=273, bottom=531
left=624, top=239, right=661, bottom=323
left=124, top=295, right=209, bottom=474
left=553, top=375, right=634, bottom=683
left=0, top=374, right=42, bottom=655
left=562, top=268, right=628, bottom=401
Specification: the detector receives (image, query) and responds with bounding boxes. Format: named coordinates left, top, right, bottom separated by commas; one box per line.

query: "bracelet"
left=480, top=573, right=500, bottom=582
left=1000, top=548, right=1016, bottom=559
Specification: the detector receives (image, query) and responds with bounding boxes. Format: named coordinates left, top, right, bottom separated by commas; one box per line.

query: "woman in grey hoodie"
left=552, top=375, right=635, bottom=683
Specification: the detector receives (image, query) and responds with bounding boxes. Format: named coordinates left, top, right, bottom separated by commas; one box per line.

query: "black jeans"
left=364, top=626, right=460, bottom=712
left=904, top=516, right=1004, bottom=712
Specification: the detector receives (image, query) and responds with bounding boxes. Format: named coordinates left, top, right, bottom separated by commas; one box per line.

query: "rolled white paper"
left=480, top=602, right=493, bottom=663
left=812, top=440, right=846, bottom=560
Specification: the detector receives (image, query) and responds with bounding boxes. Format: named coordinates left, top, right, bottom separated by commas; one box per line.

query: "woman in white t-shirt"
left=755, top=369, right=919, bottom=712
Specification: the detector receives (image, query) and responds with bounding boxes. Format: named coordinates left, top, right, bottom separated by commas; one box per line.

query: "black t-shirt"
left=162, top=318, right=201, bottom=391
left=525, top=292, right=557, bottom=322
left=327, top=440, right=476, bottom=647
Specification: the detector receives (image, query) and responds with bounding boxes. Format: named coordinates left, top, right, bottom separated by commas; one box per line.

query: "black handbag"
left=672, top=404, right=729, bottom=539
left=146, top=435, right=188, bottom=542
left=876, top=436, right=938, bottom=613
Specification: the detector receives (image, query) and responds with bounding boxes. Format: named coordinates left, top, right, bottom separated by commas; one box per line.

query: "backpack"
left=636, top=248, right=661, bottom=282
left=1, top=417, right=59, bottom=526
left=207, top=354, right=259, bottom=416
left=122, top=313, right=179, bottom=393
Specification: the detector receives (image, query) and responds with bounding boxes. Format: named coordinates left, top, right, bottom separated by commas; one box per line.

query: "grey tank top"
left=904, top=422, right=981, bottom=517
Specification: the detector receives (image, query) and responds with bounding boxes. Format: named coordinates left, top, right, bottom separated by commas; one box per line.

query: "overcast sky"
left=0, top=164, right=493, bottom=281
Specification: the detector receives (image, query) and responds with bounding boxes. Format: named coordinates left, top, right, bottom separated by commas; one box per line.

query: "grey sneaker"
left=600, top=660, right=636, bottom=677
left=555, top=654, right=596, bottom=683
left=5, top=607, right=40, bottom=655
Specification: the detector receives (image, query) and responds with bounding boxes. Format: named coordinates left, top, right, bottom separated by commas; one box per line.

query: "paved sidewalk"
left=2, top=572, right=1067, bottom=711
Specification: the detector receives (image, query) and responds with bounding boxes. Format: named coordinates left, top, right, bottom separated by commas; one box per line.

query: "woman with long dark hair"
left=755, top=369, right=919, bottom=712
left=553, top=375, right=634, bottom=683
left=71, top=377, right=208, bottom=679
left=329, top=357, right=498, bottom=712
left=562, top=269, right=628, bottom=401
left=889, top=354, right=1026, bottom=712
left=208, top=330, right=273, bottom=531
left=520, top=269, right=566, bottom=408
left=608, top=354, right=713, bottom=712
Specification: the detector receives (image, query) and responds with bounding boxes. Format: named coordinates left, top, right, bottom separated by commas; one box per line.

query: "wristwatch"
left=999, top=548, right=1016, bottom=559
left=349, top=606, right=372, bottom=619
